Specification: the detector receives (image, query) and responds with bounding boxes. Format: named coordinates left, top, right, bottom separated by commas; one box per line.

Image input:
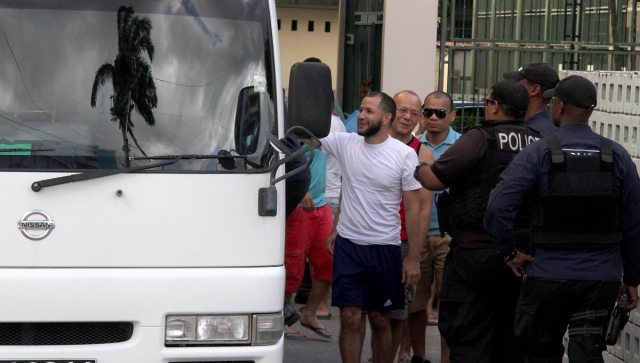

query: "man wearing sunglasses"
left=485, top=75, right=640, bottom=362
left=503, top=63, right=559, bottom=137
left=416, top=91, right=461, bottom=363
left=414, top=80, right=540, bottom=363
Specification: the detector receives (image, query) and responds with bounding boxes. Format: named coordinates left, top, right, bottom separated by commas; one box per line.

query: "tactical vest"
left=445, top=120, right=540, bottom=247
left=530, top=134, right=622, bottom=249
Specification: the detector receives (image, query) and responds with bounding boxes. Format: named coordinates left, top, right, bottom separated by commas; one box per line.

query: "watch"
left=503, top=249, right=518, bottom=262
left=413, top=162, right=430, bottom=179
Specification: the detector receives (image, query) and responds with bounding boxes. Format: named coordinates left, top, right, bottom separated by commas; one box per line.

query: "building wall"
left=276, top=6, right=340, bottom=92
left=381, top=0, right=439, bottom=99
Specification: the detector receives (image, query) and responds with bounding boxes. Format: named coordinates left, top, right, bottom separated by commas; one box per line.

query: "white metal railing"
left=562, top=70, right=640, bottom=164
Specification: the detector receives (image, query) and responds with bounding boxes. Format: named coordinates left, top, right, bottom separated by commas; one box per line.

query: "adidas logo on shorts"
left=383, top=299, right=393, bottom=307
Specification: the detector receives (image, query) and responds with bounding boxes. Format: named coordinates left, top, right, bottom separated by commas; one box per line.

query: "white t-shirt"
left=325, top=115, right=347, bottom=198
left=321, top=132, right=421, bottom=246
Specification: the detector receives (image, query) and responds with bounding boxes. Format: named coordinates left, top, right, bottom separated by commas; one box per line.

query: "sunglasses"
left=422, top=108, right=449, bottom=119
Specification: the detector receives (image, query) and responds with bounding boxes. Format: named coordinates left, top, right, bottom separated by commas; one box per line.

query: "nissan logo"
left=17, top=210, right=56, bottom=240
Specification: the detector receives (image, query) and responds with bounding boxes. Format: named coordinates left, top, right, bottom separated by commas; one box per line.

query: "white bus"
left=0, top=1, right=330, bottom=362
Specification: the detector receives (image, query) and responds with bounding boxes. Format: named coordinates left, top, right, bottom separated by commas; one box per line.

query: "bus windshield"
left=0, top=0, right=276, bottom=172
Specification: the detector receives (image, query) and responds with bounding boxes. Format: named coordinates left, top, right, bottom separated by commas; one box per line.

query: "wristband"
left=413, top=162, right=430, bottom=179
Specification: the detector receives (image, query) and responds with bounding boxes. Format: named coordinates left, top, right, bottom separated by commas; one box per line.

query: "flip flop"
left=300, top=321, right=332, bottom=338
left=427, top=315, right=438, bottom=326
left=284, top=330, right=307, bottom=340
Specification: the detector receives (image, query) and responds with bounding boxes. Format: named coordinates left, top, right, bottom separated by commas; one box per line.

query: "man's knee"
left=340, top=307, right=363, bottom=330
left=368, top=310, right=391, bottom=331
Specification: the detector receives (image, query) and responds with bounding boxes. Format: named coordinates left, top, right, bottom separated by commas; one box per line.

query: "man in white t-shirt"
left=322, top=91, right=422, bottom=363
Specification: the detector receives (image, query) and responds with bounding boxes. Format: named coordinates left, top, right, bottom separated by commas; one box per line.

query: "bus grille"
left=0, top=322, right=133, bottom=345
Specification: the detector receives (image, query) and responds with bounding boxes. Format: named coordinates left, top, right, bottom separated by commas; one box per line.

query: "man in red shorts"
left=284, top=147, right=334, bottom=339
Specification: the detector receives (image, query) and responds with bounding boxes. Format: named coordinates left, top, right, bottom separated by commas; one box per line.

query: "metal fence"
left=438, top=0, right=640, bottom=103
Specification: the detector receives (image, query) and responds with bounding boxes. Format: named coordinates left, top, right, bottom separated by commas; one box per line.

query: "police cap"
left=503, top=63, right=559, bottom=90
left=491, top=79, right=529, bottom=118
left=543, top=75, right=597, bottom=109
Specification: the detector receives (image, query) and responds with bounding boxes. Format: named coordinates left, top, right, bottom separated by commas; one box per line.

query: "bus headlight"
left=197, top=315, right=249, bottom=342
left=165, top=313, right=282, bottom=346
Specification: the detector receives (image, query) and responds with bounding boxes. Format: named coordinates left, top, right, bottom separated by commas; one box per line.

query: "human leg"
left=332, top=235, right=369, bottom=362
left=321, top=201, right=339, bottom=318
left=390, top=317, right=409, bottom=362
left=389, top=241, right=411, bottom=362
left=426, top=280, right=436, bottom=324
left=284, top=207, right=308, bottom=327
left=340, top=306, right=366, bottom=363
left=369, top=310, right=394, bottom=363
left=406, top=237, right=432, bottom=362
left=438, top=246, right=510, bottom=363
left=440, top=336, right=450, bottom=363
left=299, top=280, right=332, bottom=337
left=566, top=281, right=619, bottom=363
left=299, top=205, right=334, bottom=337
left=432, top=234, right=451, bottom=312
left=399, top=332, right=412, bottom=363
left=368, top=243, right=405, bottom=362
left=514, top=279, right=572, bottom=363
left=431, top=235, right=451, bottom=362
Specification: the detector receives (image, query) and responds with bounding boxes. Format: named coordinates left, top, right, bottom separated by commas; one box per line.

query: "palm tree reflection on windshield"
left=90, top=6, right=158, bottom=167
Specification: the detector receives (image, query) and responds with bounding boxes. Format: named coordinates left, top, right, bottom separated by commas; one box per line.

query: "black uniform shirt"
left=486, top=123, right=640, bottom=285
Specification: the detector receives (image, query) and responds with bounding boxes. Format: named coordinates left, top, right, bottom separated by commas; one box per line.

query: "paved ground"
left=284, top=303, right=443, bottom=363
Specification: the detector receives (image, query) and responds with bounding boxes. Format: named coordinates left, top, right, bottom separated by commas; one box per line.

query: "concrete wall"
left=562, top=70, right=640, bottom=170
left=381, top=0, right=439, bottom=99
left=276, top=6, right=340, bottom=91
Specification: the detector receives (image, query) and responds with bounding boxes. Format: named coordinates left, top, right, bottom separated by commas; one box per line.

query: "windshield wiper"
left=31, top=153, right=245, bottom=192
left=31, top=159, right=179, bottom=192
left=130, top=152, right=250, bottom=170
left=130, top=154, right=235, bottom=160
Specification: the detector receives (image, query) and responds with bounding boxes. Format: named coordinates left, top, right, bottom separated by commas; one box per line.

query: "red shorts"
left=284, top=204, right=334, bottom=293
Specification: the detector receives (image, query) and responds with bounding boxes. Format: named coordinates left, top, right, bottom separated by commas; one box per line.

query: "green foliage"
left=451, top=109, right=484, bottom=133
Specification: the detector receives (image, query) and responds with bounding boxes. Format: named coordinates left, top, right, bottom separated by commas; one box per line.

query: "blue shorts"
left=332, top=234, right=404, bottom=312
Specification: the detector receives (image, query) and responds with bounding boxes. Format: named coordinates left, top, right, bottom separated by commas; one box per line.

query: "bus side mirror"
left=235, top=86, right=263, bottom=155
left=287, top=62, right=332, bottom=138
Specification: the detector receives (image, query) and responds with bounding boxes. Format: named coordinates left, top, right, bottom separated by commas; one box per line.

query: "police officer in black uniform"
left=485, top=75, right=640, bottom=362
left=414, top=79, right=539, bottom=363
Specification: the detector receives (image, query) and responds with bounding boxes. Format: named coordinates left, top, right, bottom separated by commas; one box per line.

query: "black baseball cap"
left=542, top=75, right=597, bottom=109
left=503, top=63, right=559, bottom=89
left=491, top=79, right=529, bottom=118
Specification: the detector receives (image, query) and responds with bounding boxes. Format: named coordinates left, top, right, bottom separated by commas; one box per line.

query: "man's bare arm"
left=402, top=188, right=422, bottom=286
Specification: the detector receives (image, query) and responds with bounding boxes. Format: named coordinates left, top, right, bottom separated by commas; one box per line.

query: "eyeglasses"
left=484, top=98, right=500, bottom=106
left=397, top=107, right=422, bottom=119
left=422, top=108, right=449, bottom=119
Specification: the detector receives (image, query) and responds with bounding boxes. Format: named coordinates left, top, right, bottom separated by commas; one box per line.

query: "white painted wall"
left=381, top=0, right=439, bottom=99
left=276, top=7, right=340, bottom=91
